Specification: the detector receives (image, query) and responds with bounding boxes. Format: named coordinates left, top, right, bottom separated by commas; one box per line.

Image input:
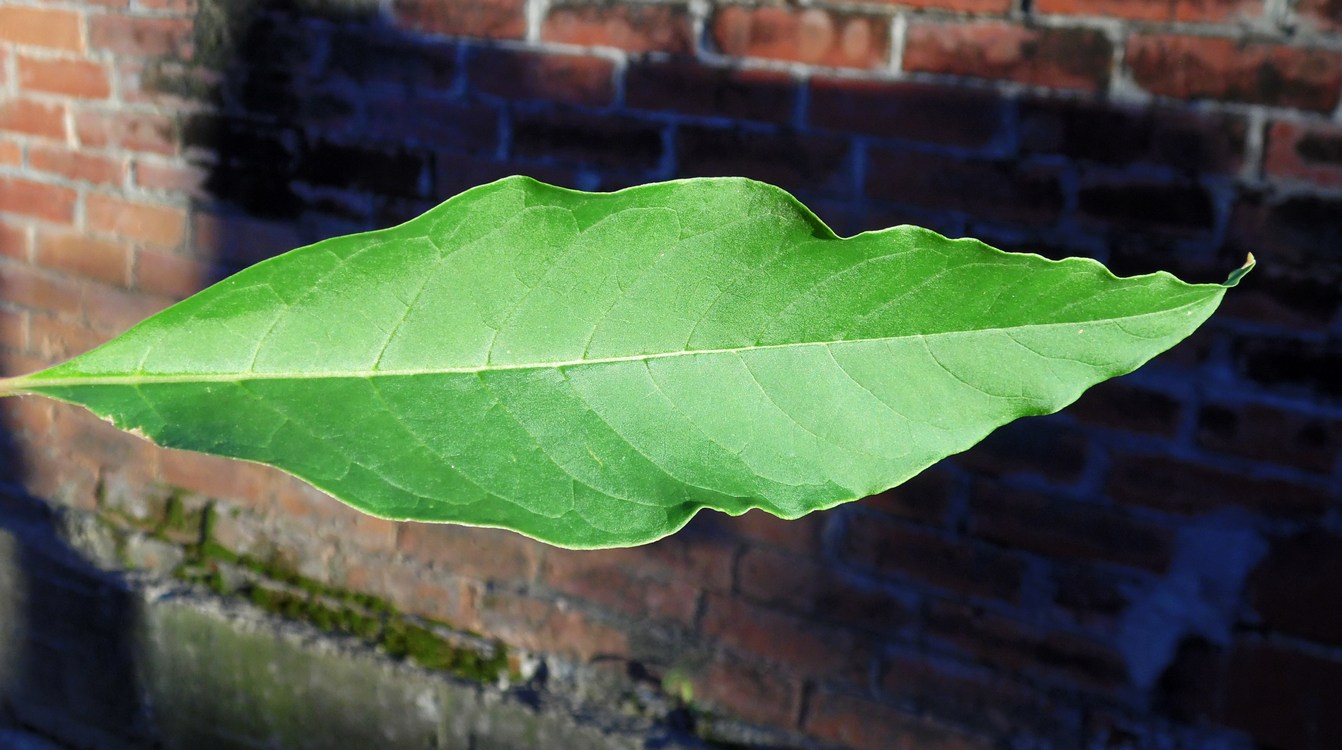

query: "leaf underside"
left=8, top=177, right=1248, bottom=548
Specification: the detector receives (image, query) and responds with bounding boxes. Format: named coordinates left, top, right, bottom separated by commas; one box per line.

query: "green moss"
left=381, top=620, right=509, bottom=682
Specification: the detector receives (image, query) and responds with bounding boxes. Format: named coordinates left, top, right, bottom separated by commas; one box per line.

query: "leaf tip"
left=1223, top=253, right=1255, bottom=288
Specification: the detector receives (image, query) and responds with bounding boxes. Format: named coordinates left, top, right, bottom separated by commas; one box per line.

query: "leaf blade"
left=8, top=176, right=1248, bottom=548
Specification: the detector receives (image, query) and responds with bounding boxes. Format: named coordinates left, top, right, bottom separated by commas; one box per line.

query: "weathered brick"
left=1265, top=120, right=1342, bottom=188
left=364, top=96, right=499, bottom=155
left=725, top=507, right=824, bottom=554
left=969, top=482, right=1174, bottom=571
left=29, top=146, right=125, bottom=187
left=513, top=110, right=663, bottom=169
left=159, top=449, right=274, bottom=504
left=805, top=689, right=992, bottom=750
left=542, top=3, right=693, bottom=54
left=1227, top=191, right=1342, bottom=279
left=133, top=159, right=208, bottom=196
left=1239, top=331, right=1342, bottom=400
left=540, top=548, right=699, bottom=626
left=0, top=6, right=84, bottom=51
left=1108, top=452, right=1331, bottom=518
left=134, top=248, right=208, bottom=298
left=1248, top=531, right=1342, bottom=647
left=955, top=418, right=1089, bottom=483
left=467, top=47, right=614, bottom=106
left=927, top=600, right=1130, bottom=690
left=0, top=223, right=28, bottom=260
left=1068, top=382, right=1182, bottom=436
left=713, top=6, right=890, bottom=70
left=1127, top=35, right=1342, bottom=111
left=692, top=655, right=802, bottom=728
left=0, top=262, right=83, bottom=318
left=35, top=231, right=131, bottom=286
left=809, top=78, right=1007, bottom=149
left=0, top=308, right=27, bottom=351
left=0, top=141, right=19, bottom=168
left=80, top=282, right=172, bottom=333
left=192, top=211, right=303, bottom=269
left=398, top=522, right=540, bottom=583
left=1298, top=0, right=1342, bottom=30
left=392, top=0, right=526, bottom=40
left=343, top=560, right=480, bottom=628
left=676, top=126, right=851, bottom=195
left=626, top=61, right=796, bottom=124
left=904, top=21, right=1112, bottom=92
left=17, top=55, right=111, bottom=99
left=862, top=465, right=955, bottom=525
left=701, top=593, right=866, bottom=679
left=1037, top=0, right=1259, bottom=22
left=89, top=14, right=194, bottom=59
left=866, top=148, right=1065, bottom=227
left=738, top=545, right=917, bottom=633
left=1050, top=563, right=1138, bottom=625
left=325, top=28, right=458, bottom=91
left=1077, top=179, right=1216, bottom=235
left=1197, top=402, right=1339, bottom=473
left=840, top=513, right=1025, bottom=602
left=897, top=0, right=1011, bottom=10
left=75, top=108, right=178, bottom=155
left=86, top=194, right=186, bottom=248
left=296, top=141, right=430, bottom=198
left=478, top=590, right=629, bottom=662
left=1019, top=98, right=1246, bottom=175
left=0, top=177, right=76, bottom=224
left=880, top=650, right=1078, bottom=742
left=28, top=314, right=105, bottom=361
left=1223, top=641, right=1342, bottom=750
left=0, top=99, right=67, bottom=140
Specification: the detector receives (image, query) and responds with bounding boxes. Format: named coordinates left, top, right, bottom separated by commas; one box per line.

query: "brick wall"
left=0, top=0, right=1339, bottom=748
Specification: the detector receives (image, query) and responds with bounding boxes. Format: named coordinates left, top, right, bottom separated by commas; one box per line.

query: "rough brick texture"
left=1, top=1, right=1340, bottom=749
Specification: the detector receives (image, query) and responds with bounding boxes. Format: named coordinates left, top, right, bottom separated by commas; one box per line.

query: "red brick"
left=29, top=145, right=124, bottom=187
left=1078, top=178, right=1215, bottom=235
left=0, top=308, right=27, bottom=351
left=392, top=0, right=526, bottom=40
left=805, top=690, right=991, bottom=750
left=676, top=125, right=851, bottom=195
left=80, top=283, right=171, bottom=333
left=132, top=159, right=208, bottom=196
left=35, top=231, right=131, bottom=286
left=512, top=110, right=663, bottom=168
left=0, top=99, right=67, bottom=140
left=1248, top=531, right=1342, bottom=647
left=725, top=507, right=824, bottom=553
left=693, top=655, right=802, bottom=727
left=28, top=314, right=105, bottom=361
left=159, top=449, right=274, bottom=504
left=1037, top=0, right=1259, bottom=21
left=626, top=61, right=796, bottom=124
left=1068, top=382, right=1182, bottom=436
left=0, top=223, right=29, bottom=260
left=880, top=651, right=1077, bottom=741
left=192, top=211, right=304, bottom=269
left=86, top=194, right=186, bottom=248
left=89, top=14, right=194, bottom=58
left=0, top=177, right=76, bottom=224
left=809, top=77, right=1007, bottom=149
left=0, top=7, right=84, bottom=51
left=542, top=3, right=693, bottom=54
left=969, top=482, right=1173, bottom=571
left=1197, top=402, right=1340, bottom=473
left=1019, top=97, right=1246, bottom=175
left=134, top=248, right=207, bottom=298
left=713, top=6, right=889, bottom=70
left=1299, top=0, right=1342, bottom=31
left=701, top=593, right=866, bottom=679
left=894, top=0, right=1010, bottom=10
left=927, top=600, right=1129, bottom=690
left=1223, top=641, right=1342, bottom=750
left=904, top=21, right=1112, bottom=92
left=866, top=147, right=1065, bottom=227
left=1226, top=191, right=1342, bottom=278
left=466, top=48, right=615, bottom=106
left=1050, top=564, right=1138, bottom=625
left=1265, top=120, right=1342, bottom=189
left=0, top=141, right=19, bottom=168
left=540, top=549, right=698, bottom=626
left=398, top=522, right=540, bottom=583
left=737, top=546, right=918, bottom=634
left=74, top=109, right=178, bottom=155
left=478, top=590, right=628, bottom=661
left=0, top=263, right=83, bottom=318
left=841, top=514, right=1026, bottom=602
left=1127, top=35, right=1342, bottom=112
left=17, top=55, right=111, bottom=99
left=1108, top=453, right=1331, bottom=518
left=955, top=419, right=1089, bottom=482
left=862, top=465, right=955, bottom=524
left=343, top=561, right=480, bottom=628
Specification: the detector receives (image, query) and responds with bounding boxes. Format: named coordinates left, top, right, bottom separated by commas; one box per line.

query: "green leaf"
left=2, top=177, right=1250, bottom=548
